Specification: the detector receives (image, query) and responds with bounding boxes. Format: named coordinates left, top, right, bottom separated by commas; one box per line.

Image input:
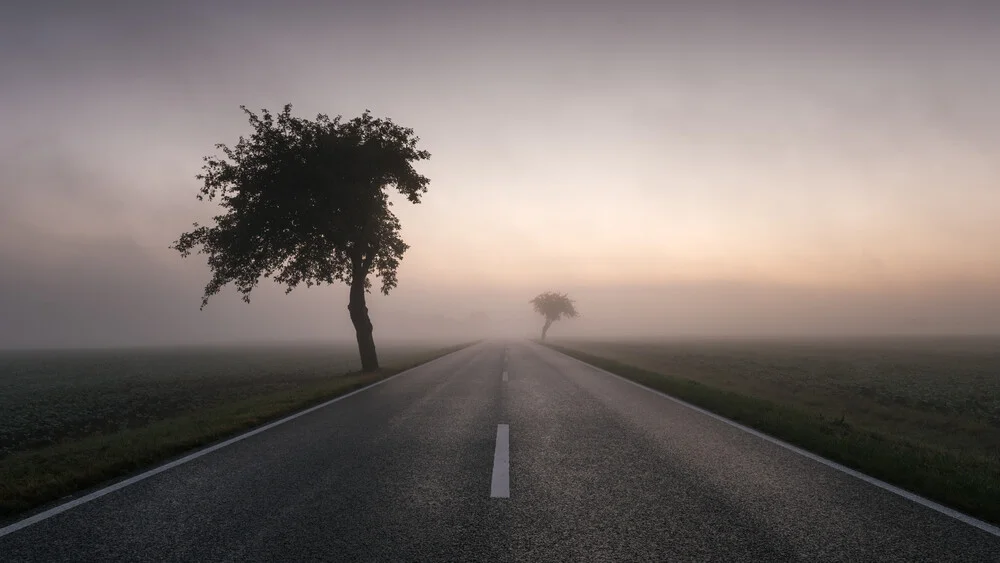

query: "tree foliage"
left=171, top=104, right=430, bottom=371
left=171, top=104, right=429, bottom=307
left=530, top=291, right=578, bottom=340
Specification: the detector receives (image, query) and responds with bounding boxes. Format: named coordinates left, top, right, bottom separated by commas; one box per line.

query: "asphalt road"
left=2, top=341, right=998, bottom=562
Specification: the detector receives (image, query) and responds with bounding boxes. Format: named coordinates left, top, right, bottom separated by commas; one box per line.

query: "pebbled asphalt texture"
left=1, top=340, right=998, bottom=562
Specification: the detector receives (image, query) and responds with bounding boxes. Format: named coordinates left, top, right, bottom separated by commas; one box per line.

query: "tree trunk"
left=541, top=318, right=553, bottom=341
left=348, top=276, right=379, bottom=372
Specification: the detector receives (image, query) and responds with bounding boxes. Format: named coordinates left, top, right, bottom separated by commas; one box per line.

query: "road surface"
left=2, top=341, right=998, bottom=561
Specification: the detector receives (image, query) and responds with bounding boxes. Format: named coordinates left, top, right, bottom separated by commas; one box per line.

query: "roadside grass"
left=542, top=341, right=1000, bottom=526
left=0, top=342, right=472, bottom=521
left=0, top=342, right=461, bottom=458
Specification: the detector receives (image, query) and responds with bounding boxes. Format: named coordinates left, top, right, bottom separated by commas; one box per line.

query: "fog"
left=2, top=0, right=1000, bottom=349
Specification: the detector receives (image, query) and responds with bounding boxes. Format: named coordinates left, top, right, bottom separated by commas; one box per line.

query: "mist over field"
left=2, top=0, right=1000, bottom=349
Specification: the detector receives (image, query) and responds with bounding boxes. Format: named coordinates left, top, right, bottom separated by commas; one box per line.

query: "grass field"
left=545, top=337, right=1000, bottom=526
left=0, top=341, right=471, bottom=520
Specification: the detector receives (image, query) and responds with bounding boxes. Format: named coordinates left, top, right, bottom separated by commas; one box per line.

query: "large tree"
left=530, top=291, right=578, bottom=341
left=171, top=104, right=430, bottom=372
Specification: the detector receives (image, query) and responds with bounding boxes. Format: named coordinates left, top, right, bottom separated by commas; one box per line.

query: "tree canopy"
left=171, top=104, right=430, bottom=371
left=530, top=291, right=578, bottom=340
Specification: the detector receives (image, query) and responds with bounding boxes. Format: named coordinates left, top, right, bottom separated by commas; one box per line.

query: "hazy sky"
left=2, top=0, right=1000, bottom=347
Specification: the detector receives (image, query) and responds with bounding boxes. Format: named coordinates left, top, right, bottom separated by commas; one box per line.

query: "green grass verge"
left=543, top=342, right=1000, bottom=526
left=0, top=343, right=472, bottom=521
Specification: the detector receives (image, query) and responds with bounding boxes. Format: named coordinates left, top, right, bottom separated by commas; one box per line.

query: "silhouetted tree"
left=171, top=104, right=430, bottom=372
left=530, top=291, right=578, bottom=340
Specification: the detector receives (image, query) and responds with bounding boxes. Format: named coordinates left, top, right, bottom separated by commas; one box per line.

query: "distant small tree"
left=530, top=291, right=578, bottom=341
left=171, top=104, right=430, bottom=372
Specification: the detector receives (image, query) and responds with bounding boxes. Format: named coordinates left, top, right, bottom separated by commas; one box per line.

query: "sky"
left=2, top=0, right=1000, bottom=348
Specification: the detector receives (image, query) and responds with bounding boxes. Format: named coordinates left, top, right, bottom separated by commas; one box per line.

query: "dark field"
left=0, top=342, right=457, bottom=457
left=0, top=341, right=469, bottom=518
left=548, top=336, right=1000, bottom=524
left=553, top=337, right=1000, bottom=457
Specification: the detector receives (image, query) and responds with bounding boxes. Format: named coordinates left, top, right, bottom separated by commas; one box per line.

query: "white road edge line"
left=490, top=424, right=510, bottom=498
left=550, top=347, right=1000, bottom=538
left=0, top=347, right=470, bottom=539
left=502, top=370, right=508, bottom=382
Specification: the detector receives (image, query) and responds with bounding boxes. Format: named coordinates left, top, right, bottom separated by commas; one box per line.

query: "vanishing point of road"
left=1, top=341, right=998, bottom=561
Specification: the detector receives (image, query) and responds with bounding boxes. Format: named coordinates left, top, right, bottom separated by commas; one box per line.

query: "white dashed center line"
left=490, top=424, right=510, bottom=498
